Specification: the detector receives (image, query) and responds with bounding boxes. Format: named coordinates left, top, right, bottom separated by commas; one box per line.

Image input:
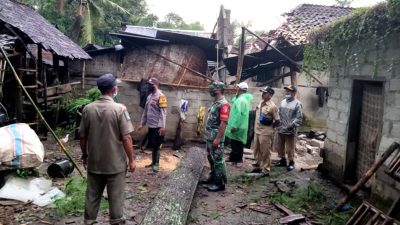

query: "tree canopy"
left=16, top=0, right=204, bottom=46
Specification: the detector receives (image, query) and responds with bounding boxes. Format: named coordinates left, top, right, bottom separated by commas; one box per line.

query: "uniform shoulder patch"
left=159, top=94, right=168, bottom=108
left=124, top=111, right=131, bottom=121
left=220, top=104, right=230, bottom=121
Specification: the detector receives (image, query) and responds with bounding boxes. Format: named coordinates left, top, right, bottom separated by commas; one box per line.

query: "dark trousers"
left=148, top=128, right=164, bottom=165
left=84, top=172, right=126, bottom=225
left=229, top=139, right=244, bottom=163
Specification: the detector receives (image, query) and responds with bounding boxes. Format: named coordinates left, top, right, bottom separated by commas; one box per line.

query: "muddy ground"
left=2, top=136, right=355, bottom=225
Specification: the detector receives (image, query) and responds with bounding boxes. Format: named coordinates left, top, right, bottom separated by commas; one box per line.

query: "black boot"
left=207, top=182, right=225, bottom=192
left=275, top=158, right=287, bottom=167
left=200, top=173, right=215, bottom=184
left=287, top=161, right=295, bottom=171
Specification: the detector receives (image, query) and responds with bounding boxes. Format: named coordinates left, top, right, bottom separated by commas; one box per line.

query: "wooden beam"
left=139, top=46, right=213, bottom=82
left=243, top=27, right=299, bottom=69
left=335, top=142, right=400, bottom=211
left=121, top=78, right=237, bottom=92
left=290, top=70, right=297, bottom=86
left=82, top=61, right=86, bottom=89
left=235, top=27, right=245, bottom=84
left=140, top=147, right=205, bottom=225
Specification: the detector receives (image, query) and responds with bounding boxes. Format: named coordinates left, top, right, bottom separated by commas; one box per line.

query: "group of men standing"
left=202, top=81, right=303, bottom=192
left=78, top=73, right=303, bottom=224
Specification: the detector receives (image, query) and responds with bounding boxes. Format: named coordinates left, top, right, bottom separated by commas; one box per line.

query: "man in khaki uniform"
left=247, top=86, right=280, bottom=176
left=80, top=73, right=136, bottom=225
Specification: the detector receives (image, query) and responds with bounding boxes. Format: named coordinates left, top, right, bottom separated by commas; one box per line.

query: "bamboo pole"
left=0, top=46, right=84, bottom=177
left=235, top=27, right=245, bottom=84
left=335, top=142, right=400, bottom=211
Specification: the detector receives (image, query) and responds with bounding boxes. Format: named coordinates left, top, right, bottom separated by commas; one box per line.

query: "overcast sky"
left=146, top=0, right=383, bottom=31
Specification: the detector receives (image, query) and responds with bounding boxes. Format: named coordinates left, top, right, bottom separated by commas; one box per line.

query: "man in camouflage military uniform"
left=202, top=81, right=230, bottom=192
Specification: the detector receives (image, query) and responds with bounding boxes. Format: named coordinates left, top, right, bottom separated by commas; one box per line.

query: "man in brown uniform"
left=247, top=86, right=280, bottom=176
left=80, top=73, right=135, bottom=225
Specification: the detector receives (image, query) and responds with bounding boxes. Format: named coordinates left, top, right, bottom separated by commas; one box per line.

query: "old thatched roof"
left=0, top=0, right=90, bottom=59
left=267, top=4, right=354, bottom=46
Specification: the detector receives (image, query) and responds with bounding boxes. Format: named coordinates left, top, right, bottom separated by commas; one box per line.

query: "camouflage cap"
left=209, top=81, right=225, bottom=90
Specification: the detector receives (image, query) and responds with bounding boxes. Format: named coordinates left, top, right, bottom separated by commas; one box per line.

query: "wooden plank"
left=336, top=142, right=400, bottom=211
left=17, top=68, right=37, bottom=73
left=279, top=214, right=305, bottom=224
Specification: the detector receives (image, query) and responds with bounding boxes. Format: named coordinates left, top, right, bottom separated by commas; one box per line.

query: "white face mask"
left=113, top=87, right=118, bottom=98
left=285, top=94, right=291, bottom=98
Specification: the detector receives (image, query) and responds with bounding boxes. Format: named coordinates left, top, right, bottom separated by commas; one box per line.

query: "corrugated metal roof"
left=122, top=25, right=219, bottom=61
left=0, top=0, right=91, bottom=59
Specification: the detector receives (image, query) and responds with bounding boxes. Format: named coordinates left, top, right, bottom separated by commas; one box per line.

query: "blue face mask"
left=285, top=95, right=293, bottom=101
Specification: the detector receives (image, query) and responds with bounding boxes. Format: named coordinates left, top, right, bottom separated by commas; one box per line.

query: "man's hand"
left=231, top=127, right=236, bottom=133
left=128, top=161, right=136, bottom=172
left=213, top=138, right=220, bottom=148
left=159, top=127, right=166, bottom=136
left=137, top=125, right=144, bottom=131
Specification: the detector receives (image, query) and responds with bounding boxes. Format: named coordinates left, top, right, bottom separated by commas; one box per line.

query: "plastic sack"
left=0, top=176, right=52, bottom=203
left=0, top=123, right=44, bottom=169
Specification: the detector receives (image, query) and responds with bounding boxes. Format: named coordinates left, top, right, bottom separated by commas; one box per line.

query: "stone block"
left=389, top=78, right=400, bottom=91
left=337, top=102, right=349, bottom=113
left=326, top=119, right=336, bottom=130
left=306, top=144, right=319, bottom=155
left=341, top=89, right=351, bottom=102
left=327, top=99, right=337, bottom=109
left=329, top=109, right=339, bottom=121
left=310, top=139, right=325, bottom=148
left=327, top=131, right=337, bottom=143
left=339, top=112, right=349, bottom=124
left=335, top=122, right=347, bottom=133
left=390, top=123, right=400, bottom=138
left=338, top=78, right=352, bottom=89
left=329, top=89, right=341, bottom=99
left=384, top=106, right=400, bottom=121
left=336, top=135, right=346, bottom=146
left=381, top=121, right=392, bottom=136
left=378, top=136, right=398, bottom=164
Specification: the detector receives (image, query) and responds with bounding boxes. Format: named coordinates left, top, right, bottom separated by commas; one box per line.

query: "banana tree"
left=69, top=0, right=131, bottom=45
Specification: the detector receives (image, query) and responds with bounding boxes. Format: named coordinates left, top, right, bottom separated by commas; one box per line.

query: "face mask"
left=148, top=85, right=155, bottom=92
left=113, top=89, right=118, bottom=98
left=285, top=95, right=293, bottom=101
left=209, top=90, right=217, bottom=97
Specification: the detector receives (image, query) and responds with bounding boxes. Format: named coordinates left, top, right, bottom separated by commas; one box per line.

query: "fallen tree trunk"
left=140, top=147, right=205, bottom=225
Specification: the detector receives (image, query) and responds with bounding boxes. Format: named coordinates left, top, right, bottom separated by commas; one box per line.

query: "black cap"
left=260, top=86, right=275, bottom=95
left=97, top=73, right=121, bottom=92
left=284, top=85, right=297, bottom=92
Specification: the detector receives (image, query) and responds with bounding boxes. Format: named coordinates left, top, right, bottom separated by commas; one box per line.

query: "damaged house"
left=223, top=4, right=354, bottom=120
left=0, top=0, right=90, bottom=129
left=308, top=2, right=400, bottom=205
left=70, top=25, right=222, bottom=140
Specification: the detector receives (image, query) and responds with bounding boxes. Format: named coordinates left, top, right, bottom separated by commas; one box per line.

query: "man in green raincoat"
left=226, top=82, right=253, bottom=166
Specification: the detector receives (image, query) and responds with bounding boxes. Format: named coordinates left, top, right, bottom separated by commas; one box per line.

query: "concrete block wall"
left=324, top=34, right=400, bottom=201
left=83, top=77, right=323, bottom=143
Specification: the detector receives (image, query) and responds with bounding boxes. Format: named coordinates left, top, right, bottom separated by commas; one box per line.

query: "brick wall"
left=323, top=34, right=400, bottom=201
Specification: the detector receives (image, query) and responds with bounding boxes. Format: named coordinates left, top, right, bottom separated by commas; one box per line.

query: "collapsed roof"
left=0, top=0, right=90, bottom=60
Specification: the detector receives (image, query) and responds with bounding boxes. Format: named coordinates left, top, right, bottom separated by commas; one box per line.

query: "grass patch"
left=228, top=173, right=256, bottom=185
left=211, top=211, right=220, bottom=220
left=270, top=182, right=358, bottom=225
left=187, top=213, right=197, bottom=223
left=53, top=177, right=108, bottom=217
